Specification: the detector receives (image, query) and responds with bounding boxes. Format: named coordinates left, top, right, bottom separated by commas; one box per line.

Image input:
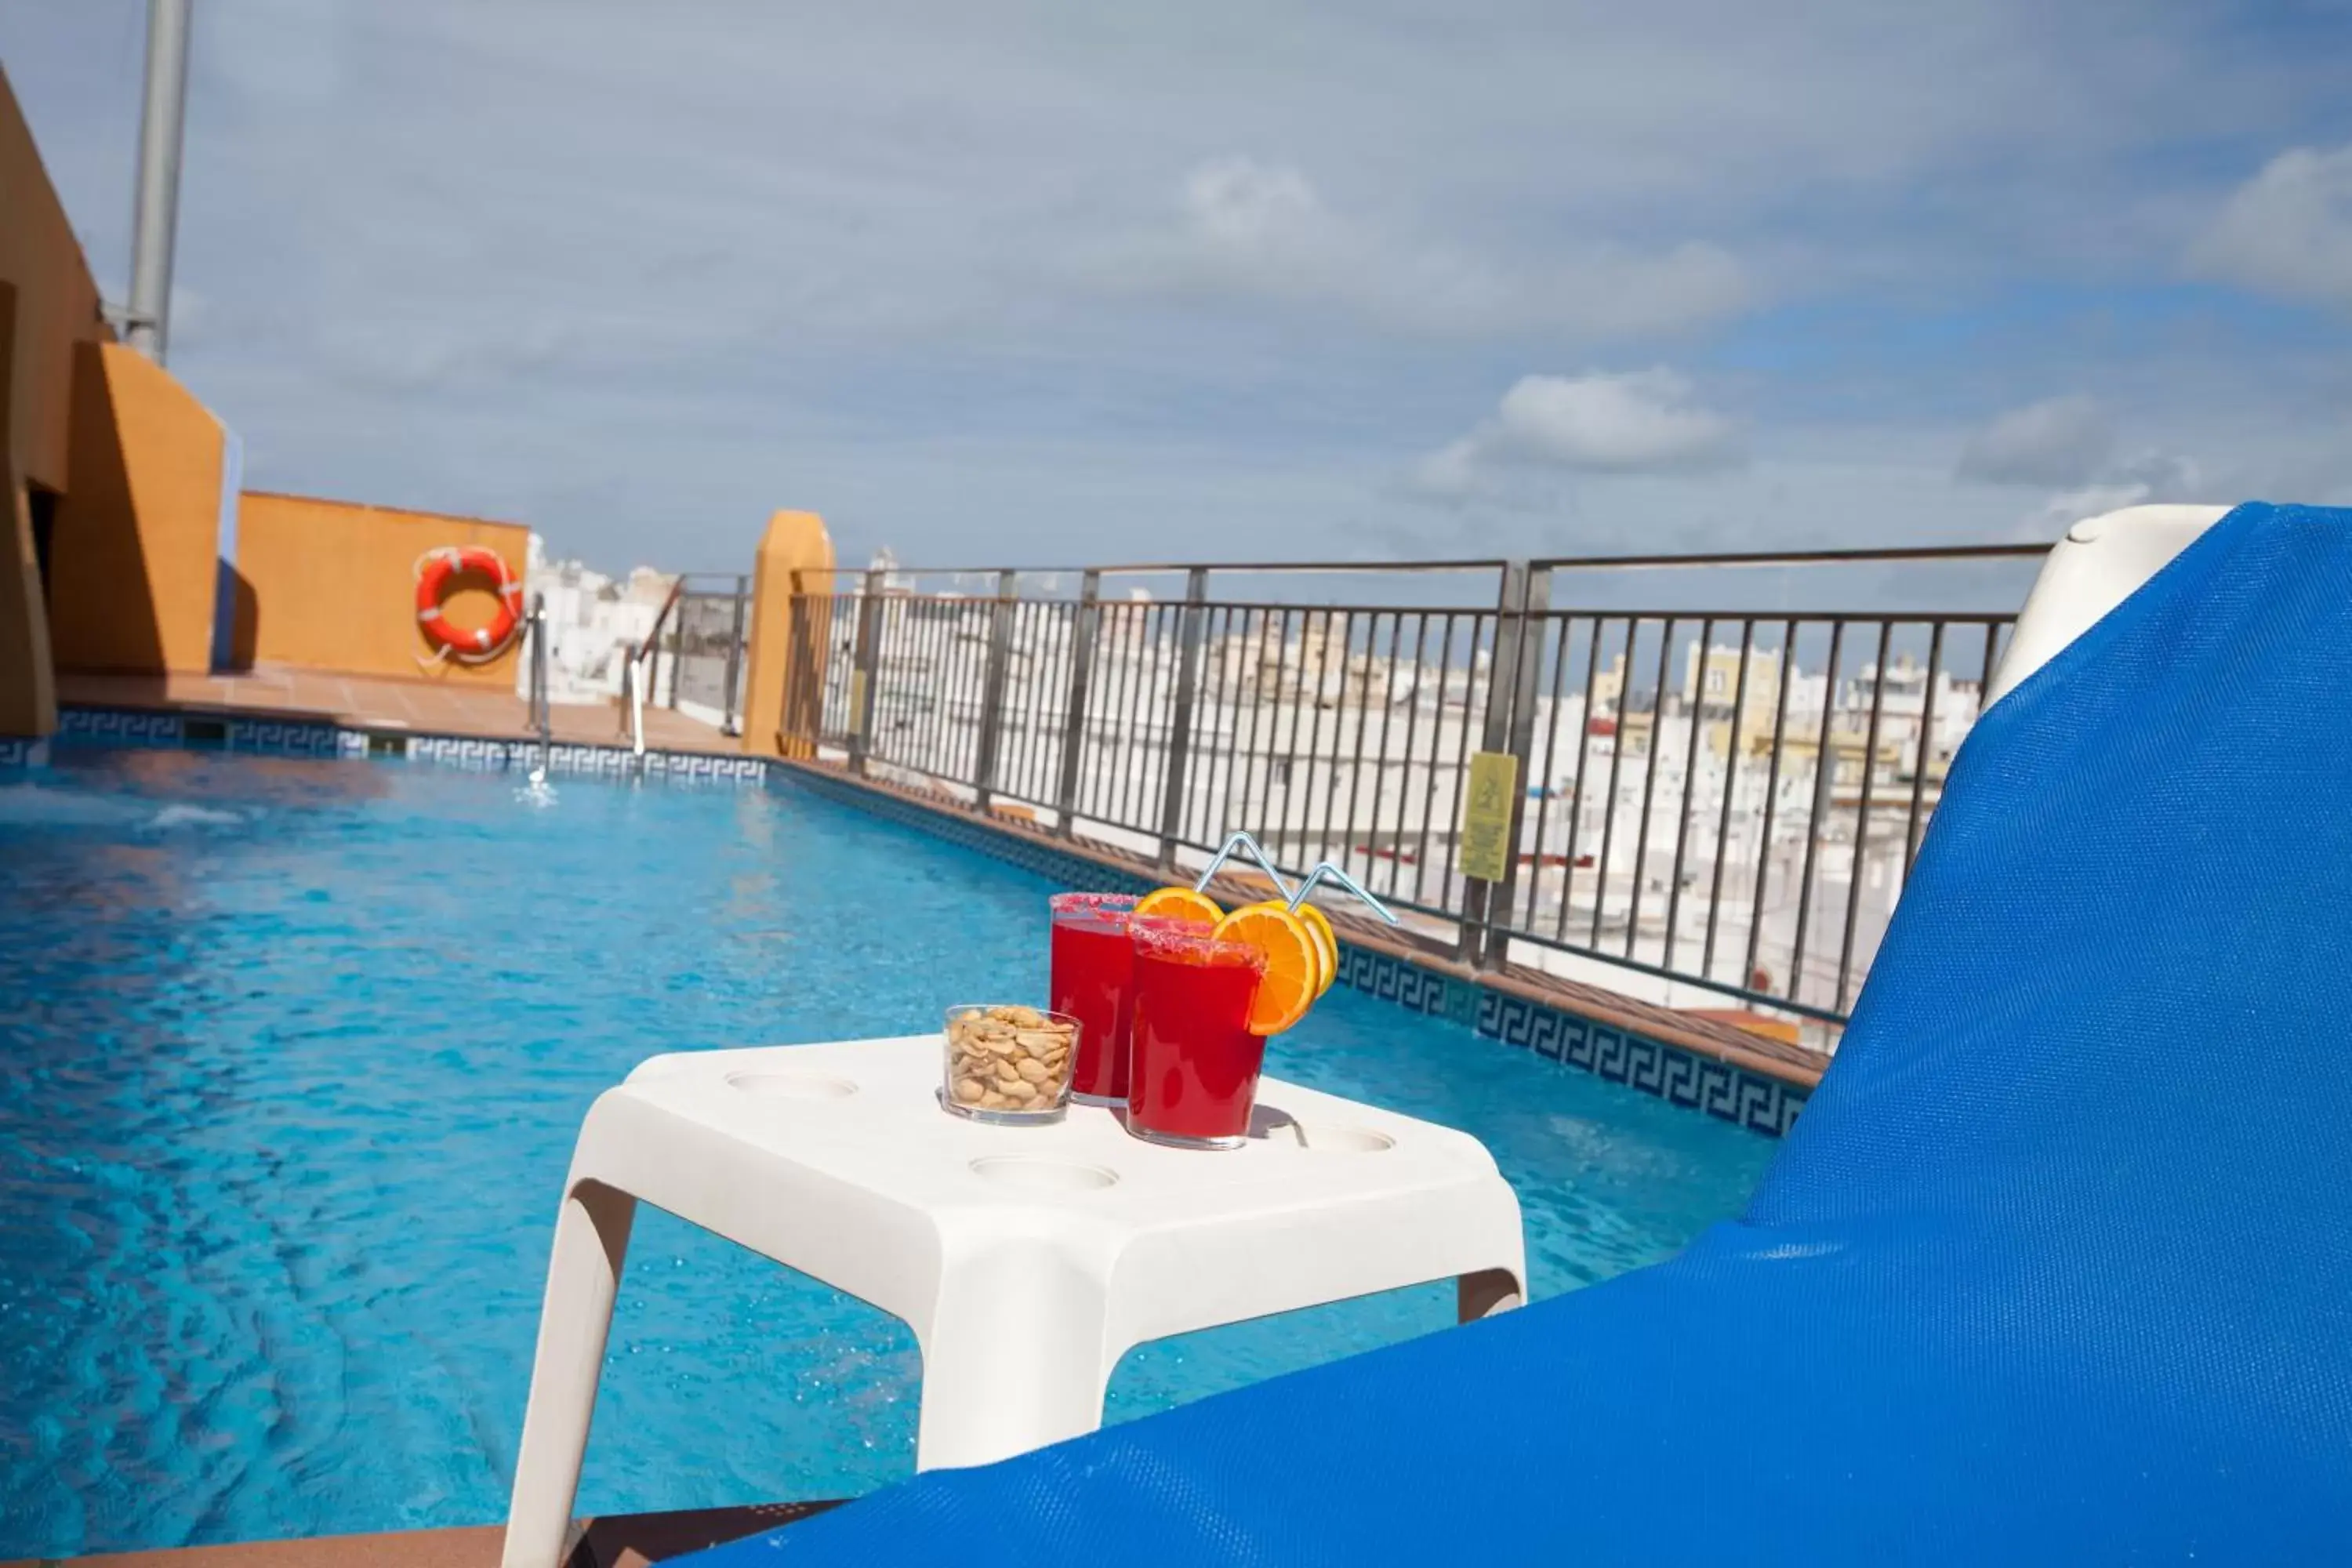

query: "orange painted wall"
left=1, top=64, right=108, bottom=495
left=235, top=492, right=529, bottom=684
left=741, top=510, right=837, bottom=756
left=48, top=342, right=224, bottom=676
left=2, top=64, right=114, bottom=732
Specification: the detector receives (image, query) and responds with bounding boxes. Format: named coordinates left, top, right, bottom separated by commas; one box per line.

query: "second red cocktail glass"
left=1049, top=892, right=1142, bottom=1105
left=1124, top=922, right=1269, bottom=1149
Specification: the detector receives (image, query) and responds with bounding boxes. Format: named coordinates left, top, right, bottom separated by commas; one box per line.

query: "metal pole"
left=1053, top=571, right=1102, bottom=837
left=720, top=575, right=749, bottom=736
left=971, top=571, right=1018, bottom=808
left=1481, top=563, right=1548, bottom=969
left=1154, top=568, right=1210, bottom=870
left=847, top=569, right=884, bottom=776
left=127, top=0, right=194, bottom=363
left=664, top=605, right=681, bottom=710
left=529, top=593, right=551, bottom=775
left=1461, top=562, right=1529, bottom=965
left=650, top=603, right=670, bottom=710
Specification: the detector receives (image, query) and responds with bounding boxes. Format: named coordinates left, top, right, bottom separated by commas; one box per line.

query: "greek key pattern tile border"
left=44, top=707, right=769, bottom=783
left=0, top=736, right=47, bottom=768
left=56, top=707, right=187, bottom=747
left=784, top=767, right=1804, bottom=1138
left=1462, top=976, right=1806, bottom=1137
left=229, top=720, right=365, bottom=757
left=54, top=706, right=365, bottom=757
left=401, top=735, right=765, bottom=782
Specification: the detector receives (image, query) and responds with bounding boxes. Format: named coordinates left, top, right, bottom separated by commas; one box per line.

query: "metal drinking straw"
left=1192, top=831, right=1296, bottom=901
left=1288, top=862, right=1400, bottom=925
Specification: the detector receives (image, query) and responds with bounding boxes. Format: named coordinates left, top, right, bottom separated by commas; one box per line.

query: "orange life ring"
left=414, top=546, right=524, bottom=659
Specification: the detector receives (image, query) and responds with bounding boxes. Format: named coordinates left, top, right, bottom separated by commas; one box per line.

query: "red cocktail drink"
left=1125, top=923, right=1269, bottom=1149
left=1049, top=893, right=1141, bottom=1105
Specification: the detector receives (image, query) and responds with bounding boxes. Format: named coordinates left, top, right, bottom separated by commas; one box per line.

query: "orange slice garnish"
left=1242, top=900, right=1328, bottom=998
left=1212, top=904, right=1320, bottom=1036
left=1294, top=902, right=1340, bottom=996
left=1134, top=886, right=1224, bottom=927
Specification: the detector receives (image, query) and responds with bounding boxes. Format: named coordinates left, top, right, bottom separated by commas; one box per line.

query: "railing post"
left=972, top=570, right=1018, bottom=809
left=1459, top=561, right=1534, bottom=967
left=720, top=574, right=749, bottom=737
left=1155, top=568, right=1210, bottom=871
left=847, top=569, right=885, bottom=776
left=648, top=597, right=666, bottom=712
left=1053, top=570, right=1102, bottom=838
left=664, top=598, right=681, bottom=710
left=1483, top=565, right=1549, bottom=970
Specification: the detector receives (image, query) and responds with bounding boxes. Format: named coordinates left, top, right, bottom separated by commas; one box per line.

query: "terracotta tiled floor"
left=56, top=665, right=739, bottom=755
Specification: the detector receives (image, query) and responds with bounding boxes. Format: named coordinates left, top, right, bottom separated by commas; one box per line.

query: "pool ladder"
left=525, top=593, right=553, bottom=782
left=617, top=581, right=682, bottom=768
left=618, top=652, right=650, bottom=764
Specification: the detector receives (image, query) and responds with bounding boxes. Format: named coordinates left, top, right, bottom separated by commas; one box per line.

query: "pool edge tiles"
left=403, top=734, right=770, bottom=782
left=770, top=763, right=1812, bottom=1140
left=17, top=705, right=771, bottom=782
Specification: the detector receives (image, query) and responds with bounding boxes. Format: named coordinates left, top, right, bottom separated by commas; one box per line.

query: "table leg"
left=1457, top=1266, right=1523, bottom=1322
left=913, top=1248, right=1118, bottom=1472
left=502, top=1180, right=637, bottom=1568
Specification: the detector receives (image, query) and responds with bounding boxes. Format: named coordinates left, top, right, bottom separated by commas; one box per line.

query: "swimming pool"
left=0, top=748, right=1778, bottom=1558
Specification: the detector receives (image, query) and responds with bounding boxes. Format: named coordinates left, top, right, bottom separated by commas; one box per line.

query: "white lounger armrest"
left=1986, top=503, right=2234, bottom=707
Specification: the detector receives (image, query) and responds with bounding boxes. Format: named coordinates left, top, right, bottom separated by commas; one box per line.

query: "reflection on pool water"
left=0, top=750, right=1777, bottom=1557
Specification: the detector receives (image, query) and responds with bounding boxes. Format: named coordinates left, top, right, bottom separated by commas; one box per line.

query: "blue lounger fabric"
left=688, top=502, right=2352, bottom=1564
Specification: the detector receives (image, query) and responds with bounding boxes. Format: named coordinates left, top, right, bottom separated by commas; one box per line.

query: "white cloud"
left=1955, top=394, right=2114, bottom=486
left=2189, top=143, right=2352, bottom=310
left=1412, top=370, right=1742, bottom=501
left=2029, top=483, right=2165, bottom=532
left=8, top=0, right=2351, bottom=570
left=1093, top=158, right=1751, bottom=338
left=1959, top=397, right=2221, bottom=533
left=2009, top=440, right=2208, bottom=532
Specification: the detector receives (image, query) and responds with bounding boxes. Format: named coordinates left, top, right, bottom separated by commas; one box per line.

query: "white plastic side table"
left=499, top=1036, right=1526, bottom=1568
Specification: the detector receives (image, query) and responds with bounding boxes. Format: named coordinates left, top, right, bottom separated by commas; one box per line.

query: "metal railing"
left=650, top=573, right=755, bottom=735
left=775, top=547, right=2049, bottom=1035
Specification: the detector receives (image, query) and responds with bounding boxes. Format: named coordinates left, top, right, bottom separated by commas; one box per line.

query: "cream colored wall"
left=236, top=492, right=530, bottom=684
left=741, top=510, right=837, bottom=756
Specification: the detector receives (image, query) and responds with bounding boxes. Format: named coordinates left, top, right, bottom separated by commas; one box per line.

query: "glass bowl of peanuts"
left=941, top=1004, right=1081, bottom=1124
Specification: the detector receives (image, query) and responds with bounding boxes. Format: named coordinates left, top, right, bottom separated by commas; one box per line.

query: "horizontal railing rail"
left=774, top=545, right=2049, bottom=1041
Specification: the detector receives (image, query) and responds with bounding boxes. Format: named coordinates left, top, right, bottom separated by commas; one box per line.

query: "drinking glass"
left=1048, top=893, right=1142, bottom=1106
left=1123, top=922, right=1269, bottom=1149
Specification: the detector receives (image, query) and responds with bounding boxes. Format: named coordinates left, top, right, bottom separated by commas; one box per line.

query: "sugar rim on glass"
left=1130, top=920, right=1268, bottom=971
left=1049, top=891, right=1141, bottom=924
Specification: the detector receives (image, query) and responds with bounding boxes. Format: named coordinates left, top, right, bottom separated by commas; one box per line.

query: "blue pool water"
left=0, top=749, right=1777, bottom=1558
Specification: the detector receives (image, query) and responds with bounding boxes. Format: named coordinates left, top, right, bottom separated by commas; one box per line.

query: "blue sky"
left=5, top=0, right=2351, bottom=575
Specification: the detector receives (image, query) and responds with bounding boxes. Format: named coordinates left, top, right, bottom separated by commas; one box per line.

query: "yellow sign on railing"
left=1459, top=750, right=1519, bottom=883
left=848, top=670, right=868, bottom=736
